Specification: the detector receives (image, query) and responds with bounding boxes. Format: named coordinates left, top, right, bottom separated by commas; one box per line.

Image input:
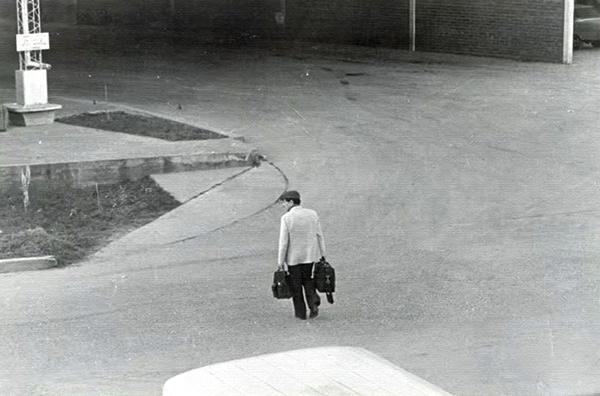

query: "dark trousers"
left=288, top=263, right=321, bottom=319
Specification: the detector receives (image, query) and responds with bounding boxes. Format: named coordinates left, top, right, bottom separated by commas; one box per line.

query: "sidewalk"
left=96, top=161, right=286, bottom=258
left=0, top=101, right=260, bottom=189
left=0, top=102, right=288, bottom=265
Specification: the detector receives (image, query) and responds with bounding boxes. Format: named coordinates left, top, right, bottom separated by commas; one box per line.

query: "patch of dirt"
left=57, top=111, right=226, bottom=141
left=0, top=177, right=180, bottom=266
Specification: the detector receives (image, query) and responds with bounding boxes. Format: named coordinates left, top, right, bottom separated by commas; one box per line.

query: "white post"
left=563, top=0, right=574, bottom=64
left=409, top=0, right=416, bottom=52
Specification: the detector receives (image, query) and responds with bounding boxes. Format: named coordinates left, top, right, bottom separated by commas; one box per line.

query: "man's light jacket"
left=278, top=206, right=326, bottom=267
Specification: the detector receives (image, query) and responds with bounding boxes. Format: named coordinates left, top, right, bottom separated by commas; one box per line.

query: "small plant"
left=20, top=165, right=31, bottom=213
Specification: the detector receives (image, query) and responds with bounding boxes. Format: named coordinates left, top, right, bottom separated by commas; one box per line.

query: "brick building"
left=1, top=0, right=575, bottom=63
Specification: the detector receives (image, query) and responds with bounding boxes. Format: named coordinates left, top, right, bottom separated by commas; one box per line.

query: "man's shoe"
left=295, top=315, right=306, bottom=320
left=309, top=307, right=319, bottom=319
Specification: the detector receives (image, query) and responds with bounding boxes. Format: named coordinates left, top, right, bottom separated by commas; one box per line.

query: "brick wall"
left=0, top=0, right=16, bottom=20
left=286, top=0, right=410, bottom=47
left=171, top=0, right=279, bottom=38
left=416, top=0, right=567, bottom=62
left=62, top=0, right=568, bottom=62
left=72, top=0, right=411, bottom=45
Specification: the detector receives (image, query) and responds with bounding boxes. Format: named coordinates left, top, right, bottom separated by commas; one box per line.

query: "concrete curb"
left=0, top=255, right=58, bottom=273
left=0, top=98, right=260, bottom=190
left=0, top=149, right=259, bottom=190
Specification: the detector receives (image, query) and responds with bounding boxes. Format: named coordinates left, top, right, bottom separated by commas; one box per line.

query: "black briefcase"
left=314, top=258, right=335, bottom=305
left=272, top=269, right=292, bottom=299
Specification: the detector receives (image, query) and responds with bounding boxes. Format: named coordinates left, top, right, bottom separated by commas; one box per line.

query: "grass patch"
left=57, top=111, right=226, bottom=141
left=0, top=177, right=180, bottom=266
left=2, top=111, right=225, bottom=268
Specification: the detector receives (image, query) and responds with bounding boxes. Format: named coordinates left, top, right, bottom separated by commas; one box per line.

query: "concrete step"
left=0, top=255, right=58, bottom=274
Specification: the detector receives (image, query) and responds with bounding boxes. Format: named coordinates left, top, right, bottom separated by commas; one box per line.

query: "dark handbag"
left=314, top=257, right=335, bottom=304
left=272, top=269, right=292, bottom=299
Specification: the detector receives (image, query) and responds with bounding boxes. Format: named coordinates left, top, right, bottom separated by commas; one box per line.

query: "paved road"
left=1, top=21, right=600, bottom=396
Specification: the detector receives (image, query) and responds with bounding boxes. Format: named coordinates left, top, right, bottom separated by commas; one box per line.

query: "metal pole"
left=19, top=0, right=29, bottom=33
left=17, top=0, right=32, bottom=67
left=563, top=0, right=574, bottom=64
left=409, top=0, right=416, bottom=52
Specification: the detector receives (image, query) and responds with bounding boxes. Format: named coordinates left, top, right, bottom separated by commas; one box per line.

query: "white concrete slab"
left=163, top=347, right=455, bottom=396
left=0, top=255, right=57, bottom=273
left=151, top=167, right=250, bottom=203
left=95, top=161, right=286, bottom=257
left=0, top=122, right=255, bottom=166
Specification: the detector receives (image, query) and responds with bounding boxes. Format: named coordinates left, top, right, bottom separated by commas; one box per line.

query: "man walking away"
left=277, top=190, right=326, bottom=320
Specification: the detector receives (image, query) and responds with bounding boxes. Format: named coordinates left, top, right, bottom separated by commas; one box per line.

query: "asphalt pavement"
left=1, top=19, right=600, bottom=396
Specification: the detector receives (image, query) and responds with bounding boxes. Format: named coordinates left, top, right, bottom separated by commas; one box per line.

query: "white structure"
left=4, top=0, right=61, bottom=126
left=163, top=346, right=456, bottom=396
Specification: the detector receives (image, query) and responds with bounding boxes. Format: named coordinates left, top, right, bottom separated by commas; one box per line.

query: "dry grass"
left=0, top=177, right=180, bottom=266
left=0, top=111, right=221, bottom=267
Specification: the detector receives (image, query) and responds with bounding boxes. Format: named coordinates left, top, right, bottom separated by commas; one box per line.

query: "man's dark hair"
left=278, top=190, right=301, bottom=205
left=284, top=197, right=301, bottom=205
